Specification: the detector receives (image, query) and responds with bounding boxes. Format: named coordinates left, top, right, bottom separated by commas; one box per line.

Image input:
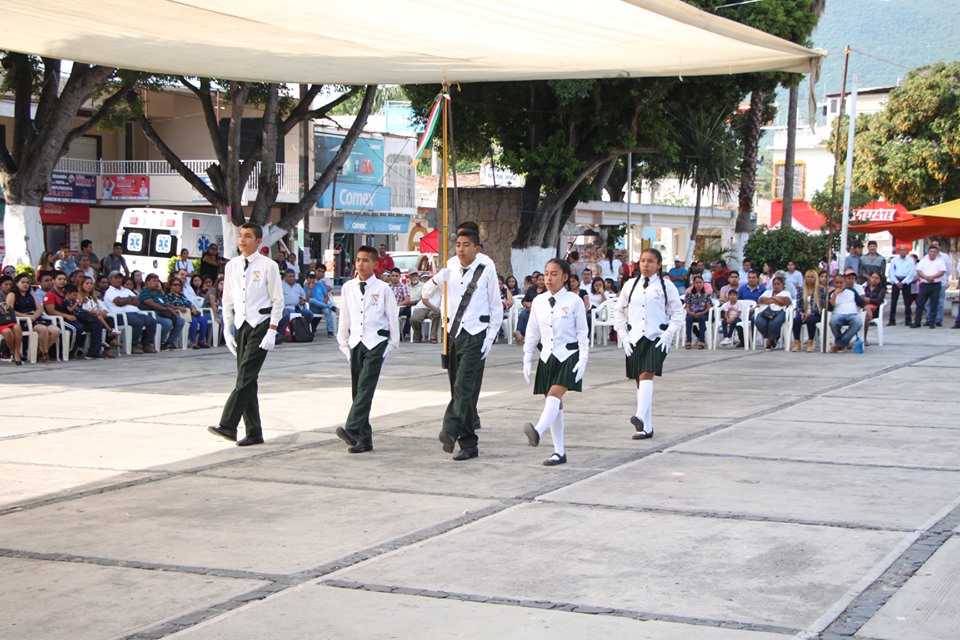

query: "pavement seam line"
left=671, top=449, right=960, bottom=473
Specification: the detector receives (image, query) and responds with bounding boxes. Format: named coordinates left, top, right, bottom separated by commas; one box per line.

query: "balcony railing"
left=54, top=158, right=299, bottom=194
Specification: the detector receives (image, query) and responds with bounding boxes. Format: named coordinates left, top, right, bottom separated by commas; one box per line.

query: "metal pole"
left=840, top=78, right=858, bottom=265
left=827, top=46, right=851, bottom=270
left=625, top=153, right=632, bottom=267
left=440, top=86, right=450, bottom=361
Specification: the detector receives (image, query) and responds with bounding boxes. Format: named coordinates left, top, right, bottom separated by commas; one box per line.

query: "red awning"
left=418, top=228, right=438, bottom=254
left=852, top=215, right=960, bottom=242
left=770, top=201, right=825, bottom=233
left=40, top=202, right=90, bottom=224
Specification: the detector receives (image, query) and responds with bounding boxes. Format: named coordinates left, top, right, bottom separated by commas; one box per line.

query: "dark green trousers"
left=344, top=341, right=387, bottom=442
left=219, top=320, right=270, bottom=437
left=443, top=330, right=485, bottom=449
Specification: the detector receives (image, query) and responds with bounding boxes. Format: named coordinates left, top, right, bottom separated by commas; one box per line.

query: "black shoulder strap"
left=448, top=264, right=486, bottom=336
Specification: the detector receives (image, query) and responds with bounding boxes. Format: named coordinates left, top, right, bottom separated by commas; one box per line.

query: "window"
left=773, top=161, right=806, bottom=201
left=386, top=154, right=415, bottom=208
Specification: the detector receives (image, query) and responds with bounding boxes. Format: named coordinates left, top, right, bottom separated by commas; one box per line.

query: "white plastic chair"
left=202, top=308, right=221, bottom=347
left=16, top=317, right=39, bottom=364
left=752, top=305, right=794, bottom=351
left=41, top=314, right=70, bottom=361
left=590, top=299, right=618, bottom=346
left=861, top=301, right=886, bottom=346
left=140, top=311, right=164, bottom=351
left=712, top=299, right=755, bottom=349
left=507, top=303, right=522, bottom=345
left=824, top=308, right=866, bottom=351
left=107, top=312, right=134, bottom=355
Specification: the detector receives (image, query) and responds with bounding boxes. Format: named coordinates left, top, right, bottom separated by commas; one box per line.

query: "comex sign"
left=343, top=215, right=409, bottom=234
left=318, top=183, right=392, bottom=212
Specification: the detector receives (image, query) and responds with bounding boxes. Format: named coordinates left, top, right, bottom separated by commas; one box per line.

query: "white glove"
left=435, top=268, right=451, bottom=282
left=224, top=332, right=237, bottom=356
left=383, top=346, right=393, bottom=360
left=481, top=337, right=493, bottom=360
left=339, top=344, right=351, bottom=362
left=572, top=358, right=588, bottom=383
left=654, top=329, right=674, bottom=354
left=522, top=359, right=532, bottom=384
left=259, top=328, right=278, bottom=351
left=622, top=340, right=634, bottom=358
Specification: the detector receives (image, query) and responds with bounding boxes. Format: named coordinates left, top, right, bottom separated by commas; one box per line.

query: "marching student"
left=335, top=245, right=400, bottom=454
left=521, top=259, right=589, bottom=466
left=208, top=223, right=284, bottom=447
left=612, top=247, right=684, bottom=440
left=422, top=229, right=503, bottom=461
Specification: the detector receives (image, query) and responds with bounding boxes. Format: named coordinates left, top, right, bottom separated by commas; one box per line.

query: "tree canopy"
left=852, top=61, right=960, bottom=210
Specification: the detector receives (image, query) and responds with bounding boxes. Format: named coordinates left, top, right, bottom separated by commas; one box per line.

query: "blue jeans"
left=516, top=308, right=530, bottom=335
left=916, top=282, right=941, bottom=327
left=685, top=313, right=707, bottom=342
left=278, top=305, right=314, bottom=336
left=829, top=313, right=862, bottom=348
left=119, top=311, right=158, bottom=347
left=187, top=313, right=209, bottom=344
left=155, top=314, right=185, bottom=345
left=755, top=309, right=786, bottom=344
left=792, top=313, right=820, bottom=340
left=924, top=283, right=947, bottom=324
left=307, top=300, right=336, bottom=333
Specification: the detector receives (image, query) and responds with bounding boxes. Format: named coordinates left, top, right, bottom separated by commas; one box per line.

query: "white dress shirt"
left=887, top=255, right=916, bottom=285
left=938, top=253, right=951, bottom=285
left=103, top=285, right=140, bottom=314
left=523, top=289, right=589, bottom=364
left=337, top=276, right=400, bottom=351
left=423, top=256, right=503, bottom=343
left=613, top=274, right=684, bottom=344
left=222, top=252, right=284, bottom=330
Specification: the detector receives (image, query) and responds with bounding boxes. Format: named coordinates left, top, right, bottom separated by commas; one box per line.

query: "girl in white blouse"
left=521, top=259, right=589, bottom=466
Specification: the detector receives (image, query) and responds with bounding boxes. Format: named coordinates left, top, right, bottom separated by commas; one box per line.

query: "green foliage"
left=697, top=246, right=732, bottom=266
left=744, top=225, right=827, bottom=273
left=166, top=257, right=201, bottom=278
left=851, top=62, right=960, bottom=210
left=606, top=224, right=626, bottom=251
left=15, top=264, right=35, bottom=283
left=672, top=108, right=740, bottom=201
left=329, top=85, right=405, bottom=117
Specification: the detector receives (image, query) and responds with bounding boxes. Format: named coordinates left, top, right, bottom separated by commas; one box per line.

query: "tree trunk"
left=686, top=184, right=703, bottom=263
left=250, top=85, right=281, bottom=226
left=781, top=82, right=798, bottom=229
left=731, top=88, right=765, bottom=268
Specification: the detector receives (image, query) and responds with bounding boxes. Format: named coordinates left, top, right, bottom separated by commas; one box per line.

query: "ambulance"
left=116, top=208, right=225, bottom=279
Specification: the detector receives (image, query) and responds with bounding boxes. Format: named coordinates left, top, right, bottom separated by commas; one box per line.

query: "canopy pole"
left=441, top=83, right=450, bottom=361
left=839, top=78, right=858, bottom=266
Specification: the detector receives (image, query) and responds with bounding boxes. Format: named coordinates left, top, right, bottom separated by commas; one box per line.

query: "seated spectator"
left=54, top=246, right=77, bottom=275
left=166, top=277, right=210, bottom=349
left=131, top=270, right=145, bottom=293
left=277, top=268, right=314, bottom=339
left=829, top=269, right=866, bottom=352
left=59, top=282, right=106, bottom=359
left=569, top=273, right=590, bottom=314
left=668, top=258, right=688, bottom=293
left=684, top=275, right=711, bottom=349
left=783, top=260, right=804, bottom=293
left=580, top=268, right=593, bottom=291
left=10, top=273, right=61, bottom=362
left=587, top=277, right=608, bottom=311
left=793, top=269, right=826, bottom=352
left=514, top=272, right=546, bottom=344
left=498, top=275, right=514, bottom=312
left=701, top=261, right=713, bottom=285
left=759, top=262, right=774, bottom=287
left=718, top=271, right=740, bottom=303
left=315, top=264, right=335, bottom=292
left=712, top=260, right=732, bottom=290
left=122, top=276, right=138, bottom=294
left=755, top=275, right=793, bottom=351
left=138, top=273, right=185, bottom=350
left=393, top=268, right=419, bottom=336
left=190, top=274, right=204, bottom=299
left=76, top=254, right=96, bottom=280
left=103, top=270, right=158, bottom=354
left=603, top=277, right=618, bottom=296
left=305, top=270, right=336, bottom=337
left=69, top=269, right=86, bottom=290
left=78, top=277, right=118, bottom=358
left=737, top=270, right=766, bottom=304
left=95, top=275, right=110, bottom=297
left=36, top=250, right=57, bottom=282
left=101, top=242, right=129, bottom=276
left=202, top=276, right=225, bottom=338
left=738, top=259, right=753, bottom=283
left=504, top=275, right=521, bottom=297
left=718, top=288, right=743, bottom=347
left=2, top=265, right=15, bottom=278
left=862, top=271, right=886, bottom=346
left=819, top=270, right=830, bottom=291
left=0, top=276, right=25, bottom=366
left=411, top=279, right=442, bottom=344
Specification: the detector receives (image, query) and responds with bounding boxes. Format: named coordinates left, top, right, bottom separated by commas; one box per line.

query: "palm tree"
left=673, top=109, right=740, bottom=262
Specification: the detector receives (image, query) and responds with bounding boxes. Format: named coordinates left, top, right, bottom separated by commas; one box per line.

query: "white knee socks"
left=535, top=396, right=561, bottom=436
left=549, top=410, right=565, bottom=456
left=636, top=380, right=653, bottom=433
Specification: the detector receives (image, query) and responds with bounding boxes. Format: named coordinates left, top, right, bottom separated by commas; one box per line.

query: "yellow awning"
left=909, top=199, right=960, bottom=220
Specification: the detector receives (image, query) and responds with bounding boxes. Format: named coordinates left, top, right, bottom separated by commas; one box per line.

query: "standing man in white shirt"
left=422, top=229, right=503, bottom=461
left=927, top=240, right=951, bottom=326
left=335, top=246, right=399, bottom=453
left=887, top=245, right=916, bottom=326
left=912, top=245, right=946, bottom=329
left=208, top=223, right=284, bottom=447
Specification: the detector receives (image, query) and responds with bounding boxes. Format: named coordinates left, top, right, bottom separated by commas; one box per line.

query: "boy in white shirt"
left=335, top=246, right=400, bottom=453
left=718, top=289, right=743, bottom=347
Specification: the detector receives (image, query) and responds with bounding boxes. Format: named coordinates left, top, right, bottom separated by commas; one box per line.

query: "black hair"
left=240, top=222, right=263, bottom=239
left=64, top=284, right=78, bottom=294
left=631, top=247, right=669, bottom=314
left=52, top=270, right=67, bottom=279
left=284, top=269, right=296, bottom=276
left=456, top=230, right=480, bottom=246
left=81, top=239, right=92, bottom=249
left=145, top=272, right=161, bottom=283
left=457, top=221, right=479, bottom=233
left=113, top=242, right=123, bottom=249
left=546, top=258, right=572, bottom=290
left=390, top=267, right=402, bottom=275
left=356, top=245, right=379, bottom=261
left=0, top=275, right=12, bottom=287
left=568, top=250, right=580, bottom=261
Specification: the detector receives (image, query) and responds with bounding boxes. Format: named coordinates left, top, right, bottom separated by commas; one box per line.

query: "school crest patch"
left=252, top=271, right=261, bottom=281
left=560, top=306, right=570, bottom=316
left=371, top=294, right=379, bottom=303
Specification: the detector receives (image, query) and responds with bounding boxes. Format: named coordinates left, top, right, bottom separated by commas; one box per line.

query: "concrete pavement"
left=0, top=322, right=958, bottom=639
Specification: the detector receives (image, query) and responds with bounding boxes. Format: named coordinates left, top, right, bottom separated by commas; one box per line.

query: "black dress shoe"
left=335, top=427, right=358, bottom=447
left=632, top=428, right=654, bottom=440
left=886, top=321, right=896, bottom=326
left=630, top=416, right=644, bottom=432
left=543, top=453, right=566, bottom=466
left=439, top=431, right=455, bottom=454
left=523, top=422, right=540, bottom=447
left=237, top=435, right=265, bottom=447
left=208, top=425, right=238, bottom=442
left=452, top=447, right=479, bottom=461
left=348, top=440, right=373, bottom=454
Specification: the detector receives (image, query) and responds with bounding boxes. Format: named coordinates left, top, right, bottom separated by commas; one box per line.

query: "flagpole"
left=441, top=83, right=450, bottom=363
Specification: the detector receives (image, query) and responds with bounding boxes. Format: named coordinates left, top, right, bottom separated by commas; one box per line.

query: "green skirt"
left=625, top=336, right=668, bottom=378
left=534, top=353, right=582, bottom=395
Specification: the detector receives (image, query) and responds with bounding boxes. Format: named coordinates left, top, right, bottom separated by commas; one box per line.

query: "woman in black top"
left=862, top=272, right=886, bottom=346
left=199, top=244, right=225, bottom=282
left=9, top=274, right=61, bottom=362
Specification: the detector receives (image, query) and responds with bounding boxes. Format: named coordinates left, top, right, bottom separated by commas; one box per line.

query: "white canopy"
left=0, top=0, right=819, bottom=84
